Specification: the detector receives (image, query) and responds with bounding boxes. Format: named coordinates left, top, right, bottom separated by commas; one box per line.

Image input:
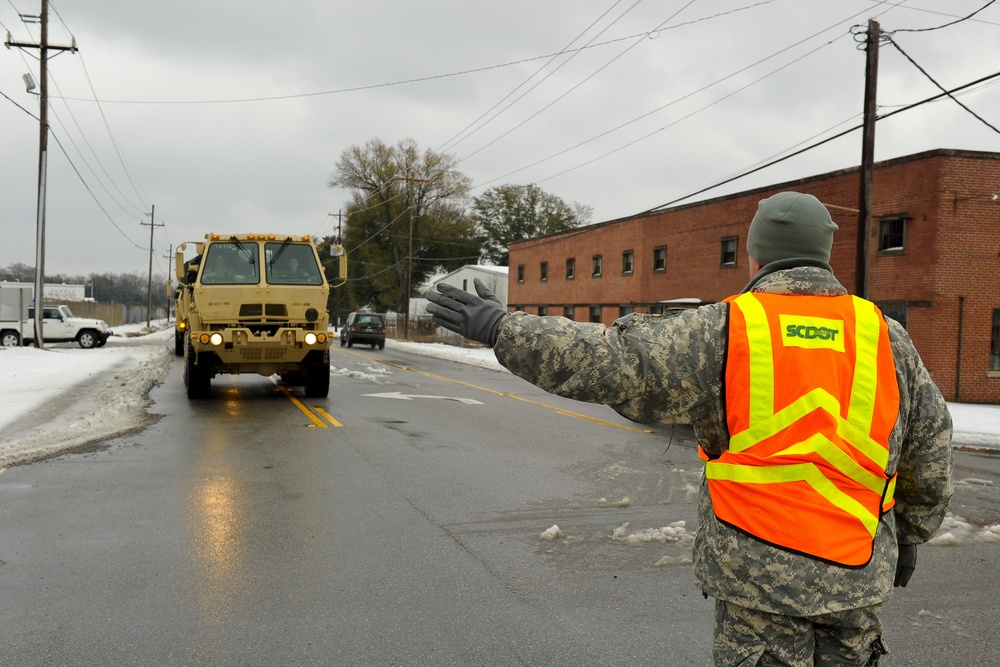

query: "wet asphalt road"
left=0, top=343, right=998, bottom=666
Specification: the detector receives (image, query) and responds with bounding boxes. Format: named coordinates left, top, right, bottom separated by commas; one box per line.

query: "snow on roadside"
left=0, top=325, right=174, bottom=468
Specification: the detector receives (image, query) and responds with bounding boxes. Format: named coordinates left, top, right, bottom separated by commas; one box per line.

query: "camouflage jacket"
left=493, top=266, right=953, bottom=616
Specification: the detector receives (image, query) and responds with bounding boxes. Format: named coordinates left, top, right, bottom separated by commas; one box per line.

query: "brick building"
left=507, top=148, right=1000, bottom=404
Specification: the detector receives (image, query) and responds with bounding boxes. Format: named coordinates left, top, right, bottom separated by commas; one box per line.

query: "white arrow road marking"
left=363, top=391, right=483, bottom=405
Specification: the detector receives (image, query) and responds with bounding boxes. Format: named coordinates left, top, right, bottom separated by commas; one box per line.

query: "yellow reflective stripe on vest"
left=734, top=293, right=774, bottom=430
left=776, top=435, right=890, bottom=497
left=729, top=387, right=890, bottom=469
left=847, top=296, right=880, bottom=433
left=704, top=454, right=881, bottom=538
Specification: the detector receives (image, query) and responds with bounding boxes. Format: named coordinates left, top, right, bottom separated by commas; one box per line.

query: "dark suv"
left=341, top=312, right=386, bottom=349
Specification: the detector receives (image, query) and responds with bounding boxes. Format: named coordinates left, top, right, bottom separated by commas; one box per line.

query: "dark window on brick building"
left=592, top=255, right=603, bottom=278
left=564, top=305, right=575, bottom=320
left=589, top=305, right=601, bottom=323
left=653, top=246, right=666, bottom=273
left=992, top=309, right=1000, bottom=371
left=721, top=237, right=738, bottom=267
left=566, top=258, right=575, bottom=280
left=619, top=305, right=633, bottom=318
left=538, top=305, right=547, bottom=316
left=878, top=216, right=908, bottom=254
left=517, top=265, right=525, bottom=283
left=540, top=261, right=548, bottom=282
left=650, top=304, right=665, bottom=315
left=877, top=302, right=908, bottom=330
left=622, top=250, right=634, bottom=276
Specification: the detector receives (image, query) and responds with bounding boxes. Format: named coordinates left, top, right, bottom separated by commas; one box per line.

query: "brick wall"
left=507, top=149, right=1000, bottom=403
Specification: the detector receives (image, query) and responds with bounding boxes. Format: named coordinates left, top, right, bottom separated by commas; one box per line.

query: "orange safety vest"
left=702, top=292, right=900, bottom=567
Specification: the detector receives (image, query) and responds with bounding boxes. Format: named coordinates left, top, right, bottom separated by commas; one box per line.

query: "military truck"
left=172, top=233, right=346, bottom=399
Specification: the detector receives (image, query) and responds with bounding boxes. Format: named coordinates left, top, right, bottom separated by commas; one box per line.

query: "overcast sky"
left=2, top=0, right=999, bottom=279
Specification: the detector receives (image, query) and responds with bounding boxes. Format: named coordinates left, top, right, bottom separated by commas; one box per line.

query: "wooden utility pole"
left=395, top=177, right=429, bottom=340
left=141, top=204, right=163, bottom=328
left=856, top=18, right=880, bottom=299
left=5, top=0, right=77, bottom=347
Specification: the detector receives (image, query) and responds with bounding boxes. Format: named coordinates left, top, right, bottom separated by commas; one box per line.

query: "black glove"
left=894, top=543, right=917, bottom=587
left=472, top=278, right=504, bottom=311
left=426, top=278, right=507, bottom=346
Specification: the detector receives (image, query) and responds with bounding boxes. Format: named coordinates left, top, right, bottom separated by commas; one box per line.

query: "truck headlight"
left=209, top=333, right=223, bottom=346
left=305, top=332, right=318, bottom=345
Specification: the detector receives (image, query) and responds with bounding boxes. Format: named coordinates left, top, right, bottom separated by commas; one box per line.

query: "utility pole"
left=5, top=0, right=78, bottom=347
left=856, top=18, right=880, bottom=299
left=395, top=177, right=429, bottom=340
left=141, top=204, right=163, bottom=328
left=163, top=244, right=173, bottom=323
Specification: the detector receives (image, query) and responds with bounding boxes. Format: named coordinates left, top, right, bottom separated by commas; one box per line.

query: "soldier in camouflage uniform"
left=427, top=191, right=953, bottom=666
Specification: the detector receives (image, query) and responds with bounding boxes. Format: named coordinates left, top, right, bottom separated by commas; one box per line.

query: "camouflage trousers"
left=712, top=599, right=889, bottom=666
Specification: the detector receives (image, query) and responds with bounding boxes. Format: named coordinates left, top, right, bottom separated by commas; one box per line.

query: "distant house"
left=433, top=265, right=510, bottom=309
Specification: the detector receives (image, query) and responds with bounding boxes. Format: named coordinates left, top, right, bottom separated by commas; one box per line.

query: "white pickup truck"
left=0, top=304, right=113, bottom=348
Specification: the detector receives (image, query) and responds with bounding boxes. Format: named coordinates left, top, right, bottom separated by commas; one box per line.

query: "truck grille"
left=240, top=348, right=286, bottom=361
left=239, top=303, right=288, bottom=318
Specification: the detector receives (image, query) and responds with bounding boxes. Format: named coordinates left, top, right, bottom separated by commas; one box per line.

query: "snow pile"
left=539, top=525, right=564, bottom=541
left=610, top=521, right=693, bottom=546
left=0, top=329, right=173, bottom=467
left=946, top=403, right=1000, bottom=448
left=927, top=515, right=1000, bottom=546
left=330, top=363, right=394, bottom=383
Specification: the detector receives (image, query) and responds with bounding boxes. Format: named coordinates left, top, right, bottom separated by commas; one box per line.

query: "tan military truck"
left=172, top=233, right=346, bottom=399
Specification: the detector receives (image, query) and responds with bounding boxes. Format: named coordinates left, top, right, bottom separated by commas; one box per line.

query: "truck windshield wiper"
left=269, top=237, right=293, bottom=267
left=229, top=236, right=255, bottom=265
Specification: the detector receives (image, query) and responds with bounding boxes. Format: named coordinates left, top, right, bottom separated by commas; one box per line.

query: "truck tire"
left=184, top=342, right=212, bottom=399
left=304, top=355, right=330, bottom=398
left=1, top=330, right=21, bottom=347
left=77, top=330, right=99, bottom=349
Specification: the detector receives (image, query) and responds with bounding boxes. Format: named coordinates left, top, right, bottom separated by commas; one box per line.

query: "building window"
left=877, top=302, right=908, bottom=330
left=879, top=216, right=908, bottom=254
left=566, top=258, right=575, bottom=280
left=721, top=237, right=738, bottom=267
left=992, top=309, right=1000, bottom=371
left=589, top=305, right=602, bottom=323
left=540, top=261, right=548, bottom=282
left=618, top=305, right=633, bottom=318
left=537, top=305, right=547, bottom=316
left=517, top=265, right=525, bottom=283
left=650, top=304, right=665, bottom=315
left=622, top=250, right=634, bottom=276
left=592, top=255, right=603, bottom=278
left=564, top=305, right=575, bottom=320
left=653, top=246, right=666, bottom=273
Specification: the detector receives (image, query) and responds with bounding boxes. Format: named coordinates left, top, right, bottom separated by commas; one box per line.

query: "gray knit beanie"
left=746, top=192, right=838, bottom=266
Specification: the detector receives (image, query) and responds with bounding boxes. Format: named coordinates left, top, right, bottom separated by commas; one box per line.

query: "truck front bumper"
left=189, top=327, right=331, bottom=364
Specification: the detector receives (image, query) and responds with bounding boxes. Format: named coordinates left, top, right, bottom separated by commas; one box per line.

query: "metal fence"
left=53, top=300, right=168, bottom=327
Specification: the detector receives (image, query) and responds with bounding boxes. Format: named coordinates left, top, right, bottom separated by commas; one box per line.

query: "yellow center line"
left=276, top=386, right=328, bottom=428
left=311, top=405, right=343, bottom=427
left=353, top=352, right=650, bottom=434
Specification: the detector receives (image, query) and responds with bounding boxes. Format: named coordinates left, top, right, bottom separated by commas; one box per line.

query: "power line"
left=640, top=68, right=1000, bottom=214
left=437, top=0, right=639, bottom=155
left=883, top=34, right=1000, bottom=134
left=885, top=0, right=997, bottom=33
left=472, top=2, right=887, bottom=191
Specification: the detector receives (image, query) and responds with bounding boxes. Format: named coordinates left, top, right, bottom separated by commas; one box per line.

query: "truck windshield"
left=265, top=243, right=323, bottom=285
left=201, top=243, right=260, bottom=285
